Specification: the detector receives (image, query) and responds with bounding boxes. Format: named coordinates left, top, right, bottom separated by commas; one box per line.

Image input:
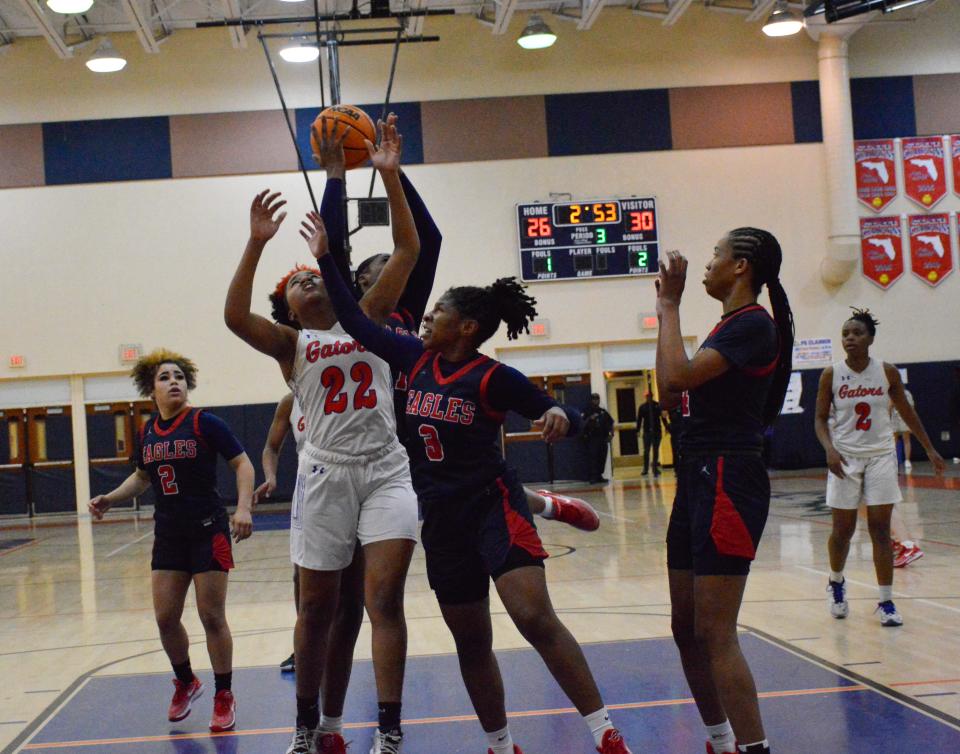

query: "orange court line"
left=0, top=538, right=39, bottom=557
left=21, top=684, right=868, bottom=750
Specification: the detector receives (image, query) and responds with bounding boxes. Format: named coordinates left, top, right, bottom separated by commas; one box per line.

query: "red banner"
left=908, top=213, right=953, bottom=287
left=902, top=136, right=947, bottom=209
left=952, top=135, right=960, bottom=198
left=859, top=216, right=904, bottom=289
left=855, top=139, right=897, bottom=212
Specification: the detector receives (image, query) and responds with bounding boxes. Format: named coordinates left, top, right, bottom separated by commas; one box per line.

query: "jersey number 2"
left=418, top=425, right=445, bottom=462
left=854, top=402, right=872, bottom=431
left=158, top=464, right=179, bottom=495
left=321, top=363, right=378, bottom=415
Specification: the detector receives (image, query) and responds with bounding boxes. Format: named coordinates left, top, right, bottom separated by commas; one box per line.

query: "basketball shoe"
left=876, top=600, right=903, bottom=627
left=894, top=542, right=924, bottom=568
left=707, top=742, right=738, bottom=754
left=168, top=677, right=203, bottom=722
left=286, top=727, right=319, bottom=754
left=487, top=746, right=523, bottom=754
left=536, top=490, right=600, bottom=531
left=370, top=730, right=402, bottom=753
left=209, top=689, right=236, bottom=732
left=827, top=579, right=848, bottom=619
left=319, top=732, right=348, bottom=753
left=597, top=728, right=632, bottom=753
left=280, top=652, right=296, bottom=673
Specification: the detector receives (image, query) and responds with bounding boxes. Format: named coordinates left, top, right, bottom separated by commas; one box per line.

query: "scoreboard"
left=517, top=197, right=660, bottom=282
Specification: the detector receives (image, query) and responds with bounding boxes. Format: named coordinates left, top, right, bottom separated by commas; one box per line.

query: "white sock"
left=738, top=741, right=769, bottom=753
left=320, top=714, right=342, bottom=734
left=879, top=585, right=893, bottom=602
left=902, top=540, right=915, bottom=549
left=485, top=725, right=513, bottom=753
left=830, top=570, right=844, bottom=583
left=540, top=496, right=556, bottom=519
left=583, top=707, right=613, bottom=748
left=706, top=720, right=736, bottom=752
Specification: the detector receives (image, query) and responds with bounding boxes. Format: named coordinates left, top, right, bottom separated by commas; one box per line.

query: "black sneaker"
left=280, top=653, right=296, bottom=673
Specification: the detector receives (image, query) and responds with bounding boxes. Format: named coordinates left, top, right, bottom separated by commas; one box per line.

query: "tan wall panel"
left=669, top=83, right=795, bottom=150
left=421, top=97, right=548, bottom=164
left=170, top=110, right=299, bottom=178
left=0, top=124, right=44, bottom=189
left=913, top=73, right=960, bottom=136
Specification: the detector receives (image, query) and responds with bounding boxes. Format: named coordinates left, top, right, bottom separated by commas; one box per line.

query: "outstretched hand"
left=532, top=406, right=570, bottom=444
left=300, top=211, right=329, bottom=260
left=365, top=113, right=402, bottom=172
left=250, top=190, right=287, bottom=243
left=311, top=117, right=347, bottom=174
left=656, top=250, right=688, bottom=308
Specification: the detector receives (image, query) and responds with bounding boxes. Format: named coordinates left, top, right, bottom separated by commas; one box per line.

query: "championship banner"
left=854, top=139, right=897, bottom=212
left=908, top=213, right=953, bottom=287
left=859, top=216, right=904, bottom=289
left=952, top=135, right=960, bottom=198
left=901, top=136, right=947, bottom=209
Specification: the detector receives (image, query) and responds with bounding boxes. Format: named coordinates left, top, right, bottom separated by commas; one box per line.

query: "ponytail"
left=444, top=276, right=539, bottom=345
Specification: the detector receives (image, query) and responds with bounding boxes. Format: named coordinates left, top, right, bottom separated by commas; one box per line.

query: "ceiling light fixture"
left=47, top=0, right=94, bottom=13
left=517, top=14, right=556, bottom=50
left=279, top=42, right=320, bottom=63
left=85, top=38, right=127, bottom=72
left=762, top=1, right=804, bottom=36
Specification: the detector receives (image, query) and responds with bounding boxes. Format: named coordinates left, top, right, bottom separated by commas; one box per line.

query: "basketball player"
left=814, top=309, right=944, bottom=627
left=88, top=350, right=254, bottom=733
left=225, top=116, right=420, bottom=754
left=315, top=118, right=599, bottom=533
left=302, top=212, right=633, bottom=754
left=656, top=231, right=795, bottom=754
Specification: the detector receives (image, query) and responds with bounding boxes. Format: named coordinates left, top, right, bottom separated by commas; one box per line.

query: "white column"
left=70, top=375, right=91, bottom=514
left=587, top=344, right=613, bottom=480
left=818, top=34, right=861, bottom=286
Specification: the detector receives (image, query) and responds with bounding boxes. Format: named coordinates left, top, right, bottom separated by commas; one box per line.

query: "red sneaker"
left=209, top=689, right=236, bottom=732
left=597, top=728, right=632, bottom=754
left=318, top=732, right=348, bottom=753
left=537, top=490, right=600, bottom=532
left=707, top=741, right=738, bottom=753
left=891, top=539, right=905, bottom=558
left=168, top=676, right=203, bottom=722
left=487, top=747, right=523, bottom=754
left=894, top=544, right=924, bottom=568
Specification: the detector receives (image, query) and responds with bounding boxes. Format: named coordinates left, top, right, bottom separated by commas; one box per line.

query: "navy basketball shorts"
left=666, top=454, right=769, bottom=576
left=421, top=469, right=548, bottom=605
left=151, top=512, right=234, bottom=574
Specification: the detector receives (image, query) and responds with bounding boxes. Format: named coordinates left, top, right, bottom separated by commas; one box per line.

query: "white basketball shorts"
left=826, top=451, right=902, bottom=510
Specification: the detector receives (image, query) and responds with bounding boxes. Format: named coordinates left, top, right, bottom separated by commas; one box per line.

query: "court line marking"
left=105, top=531, right=153, bottom=558
left=18, top=684, right=870, bottom=750
left=796, top=565, right=960, bottom=615
left=0, top=540, right=39, bottom=559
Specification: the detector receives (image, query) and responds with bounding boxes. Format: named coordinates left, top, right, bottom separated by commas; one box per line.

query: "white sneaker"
left=876, top=600, right=903, bottom=627
left=828, top=579, right=848, bottom=619
left=904, top=460, right=913, bottom=472
left=369, top=730, right=403, bottom=754
left=286, top=727, right=319, bottom=754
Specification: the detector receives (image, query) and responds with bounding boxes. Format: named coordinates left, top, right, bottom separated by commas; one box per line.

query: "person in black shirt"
left=656, top=230, right=795, bottom=754
left=636, top=392, right=664, bottom=476
left=87, top=351, right=255, bottom=733
left=581, top=393, right=614, bottom=484
left=664, top=405, right=684, bottom=468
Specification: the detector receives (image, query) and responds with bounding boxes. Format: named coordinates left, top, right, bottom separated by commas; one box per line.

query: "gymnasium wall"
left=2, top=3, right=960, bottom=410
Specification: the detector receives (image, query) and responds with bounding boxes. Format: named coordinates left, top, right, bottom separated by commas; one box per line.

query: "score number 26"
left=526, top=217, right=552, bottom=237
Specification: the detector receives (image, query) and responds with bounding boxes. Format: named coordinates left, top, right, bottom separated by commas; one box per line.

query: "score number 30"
left=629, top=211, right=655, bottom=232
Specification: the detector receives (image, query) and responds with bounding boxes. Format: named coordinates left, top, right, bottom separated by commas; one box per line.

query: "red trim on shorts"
left=478, top=364, right=506, bottom=421
left=153, top=406, right=193, bottom=437
left=496, top=477, right=548, bottom=559
left=432, top=353, right=491, bottom=386
left=212, top=532, right=234, bottom=570
left=709, top=456, right=756, bottom=560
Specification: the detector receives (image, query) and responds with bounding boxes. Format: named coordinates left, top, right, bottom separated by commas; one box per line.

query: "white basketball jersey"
left=829, top=358, right=894, bottom=458
left=289, top=396, right=306, bottom=454
left=288, top=324, right=397, bottom=456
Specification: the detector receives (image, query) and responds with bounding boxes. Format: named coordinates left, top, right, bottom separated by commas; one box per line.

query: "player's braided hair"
left=131, top=349, right=197, bottom=398
left=727, top=227, right=795, bottom=427
left=269, top=264, right=320, bottom=330
left=847, top=307, right=879, bottom=336
left=445, top=277, right=539, bottom=345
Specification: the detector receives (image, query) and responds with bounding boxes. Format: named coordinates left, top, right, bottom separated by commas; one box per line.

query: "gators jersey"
left=403, top=352, right=506, bottom=504
left=135, top=407, right=244, bottom=524
left=386, top=308, right=420, bottom=447
left=829, top=357, right=894, bottom=458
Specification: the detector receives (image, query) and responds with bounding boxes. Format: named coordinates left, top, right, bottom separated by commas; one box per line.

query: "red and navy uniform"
left=315, top=252, right=581, bottom=604
left=666, top=304, right=779, bottom=576
left=321, top=173, right=442, bottom=448
left=135, top=407, right=245, bottom=574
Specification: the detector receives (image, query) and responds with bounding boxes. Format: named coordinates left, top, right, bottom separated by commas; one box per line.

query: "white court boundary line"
left=105, top=532, right=152, bottom=559
left=796, top=565, right=960, bottom=615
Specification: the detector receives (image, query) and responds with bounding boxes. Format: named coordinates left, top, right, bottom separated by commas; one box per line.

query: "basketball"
left=310, top=104, right=377, bottom=170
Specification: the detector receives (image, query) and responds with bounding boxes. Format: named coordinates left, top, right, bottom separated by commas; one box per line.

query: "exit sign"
left=120, top=344, right=142, bottom=364
left=529, top=319, right=550, bottom=337
left=9, top=355, right=25, bottom=368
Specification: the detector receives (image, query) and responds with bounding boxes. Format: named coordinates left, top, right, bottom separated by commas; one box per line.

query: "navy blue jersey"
left=681, top=304, right=778, bottom=454
left=314, top=253, right=581, bottom=504
left=135, top=408, right=245, bottom=524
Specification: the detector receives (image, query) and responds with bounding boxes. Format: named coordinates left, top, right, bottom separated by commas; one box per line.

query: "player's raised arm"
left=224, top=190, right=299, bottom=378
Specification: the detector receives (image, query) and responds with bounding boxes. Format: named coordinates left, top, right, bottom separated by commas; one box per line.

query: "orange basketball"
left=310, top=105, right=377, bottom=170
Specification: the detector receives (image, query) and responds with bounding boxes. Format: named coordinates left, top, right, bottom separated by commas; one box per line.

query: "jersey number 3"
left=854, top=402, right=872, bottom=431
left=321, top=363, right=378, bottom=415
left=158, top=464, right=179, bottom=495
left=418, top=425, right=445, bottom=462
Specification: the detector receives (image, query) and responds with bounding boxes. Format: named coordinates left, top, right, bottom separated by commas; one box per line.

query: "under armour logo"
left=312, top=465, right=325, bottom=475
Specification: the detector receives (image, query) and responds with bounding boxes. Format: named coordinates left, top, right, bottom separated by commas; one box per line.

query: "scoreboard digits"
left=517, top=197, right=660, bottom=282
